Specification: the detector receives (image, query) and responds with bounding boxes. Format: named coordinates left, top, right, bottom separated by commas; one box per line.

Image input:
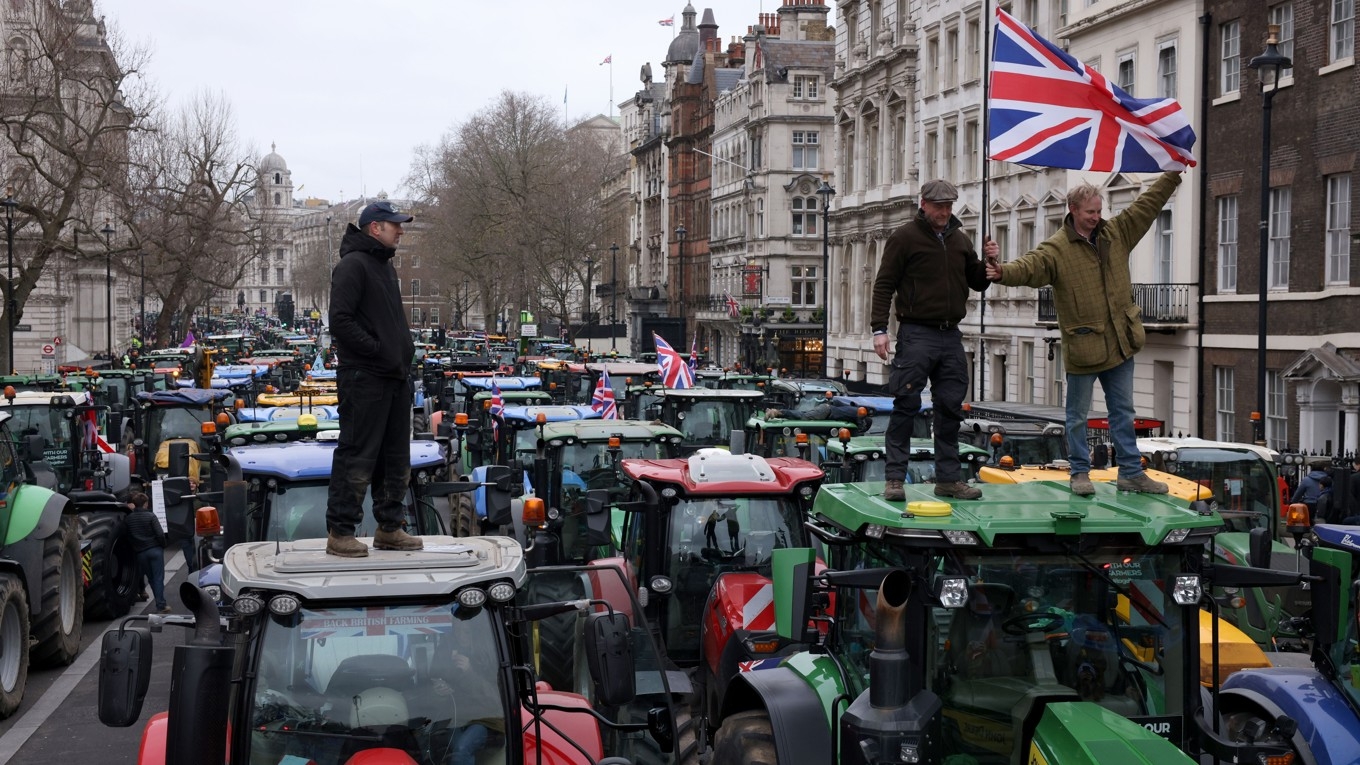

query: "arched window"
left=273, top=192, right=280, bottom=205
left=274, top=173, right=281, bottom=185
left=792, top=196, right=819, bottom=236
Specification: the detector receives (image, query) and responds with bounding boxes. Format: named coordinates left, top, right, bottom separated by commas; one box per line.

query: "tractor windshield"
left=834, top=545, right=1189, bottom=761
left=677, top=401, right=748, bottom=448
left=148, top=406, right=212, bottom=442
left=1166, top=448, right=1276, bottom=532
left=5, top=405, right=73, bottom=457
left=259, top=481, right=421, bottom=542
left=247, top=603, right=508, bottom=765
left=661, top=496, right=802, bottom=663
left=559, top=439, right=671, bottom=490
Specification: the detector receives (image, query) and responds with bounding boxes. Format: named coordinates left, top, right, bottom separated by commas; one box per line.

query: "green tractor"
left=651, top=388, right=766, bottom=456
left=824, top=433, right=990, bottom=485
left=0, top=411, right=85, bottom=716
left=706, top=480, right=1297, bottom=764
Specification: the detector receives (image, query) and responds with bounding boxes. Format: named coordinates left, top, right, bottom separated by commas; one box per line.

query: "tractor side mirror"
left=97, top=626, right=153, bottom=727
left=1248, top=526, right=1272, bottom=570
left=584, top=610, right=635, bottom=706
left=482, top=465, right=515, bottom=527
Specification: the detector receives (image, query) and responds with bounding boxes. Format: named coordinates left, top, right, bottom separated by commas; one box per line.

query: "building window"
left=430, top=307, right=440, bottom=325
left=1269, top=3, right=1294, bottom=78
left=1116, top=51, right=1135, bottom=91
left=792, top=131, right=819, bottom=170
left=791, top=196, right=819, bottom=236
left=273, top=192, right=281, bottom=206
left=1217, top=196, right=1238, bottom=293
left=1155, top=209, right=1173, bottom=283
left=792, top=75, right=819, bottom=98
left=1266, top=371, right=1287, bottom=450
left=1333, top=0, right=1354, bottom=63
left=275, top=267, right=284, bottom=283
left=756, top=198, right=764, bottom=236
left=865, top=113, right=880, bottom=187
left=259, top=289, right=267, bottom=303
left=1268, top=187, right=1291, bottom=289
left=891, top=105, right=908, bottom=182
left=965, top=17, right=981, bottom=82
left=260, top=267, right=268, bottom=284
left=1020, top=341, right=1036, bottom=403
left=942, top=123, right=957, bottom=182
left=1326, top=174, right=1351, bottom=284
left=1157, top=42, right=1177, bottom=99
left=1215, top=366, right=1235, bottom=441
left=791, top=265, right=818, bottom=306
left=274, top=172, right=281, bottom=185
left=923, top=130, right=938, bottom=182
left=924, top=35, right=939, bottom=94
left=964, top=119, right=979, bottom=182
left=1220, top=20, right=1240, bottom=96
left=945, top=27, right=959, bottom=90
left=412, top=307, right=421, bottom=324
left=411, top=278, right=420, bottom=296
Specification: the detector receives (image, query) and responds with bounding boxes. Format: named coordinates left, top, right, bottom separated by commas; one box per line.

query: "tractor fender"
left=718, top=666, right=833, bottom=763
left=1220, top=668, right=1349, bottom=765
left=6, top=483, right=66, bottom=546
left=523, top=687, right=604, bottom=764
left=703, top=571, right=775, bottom=677
left=586, top=556, right=637, bottom=623
left=137, top=711, right=169, bottom=765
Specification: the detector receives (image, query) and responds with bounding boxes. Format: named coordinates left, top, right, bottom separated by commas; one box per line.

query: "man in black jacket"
left=326, top=200, right=422, bottom=557
left=870, top=179, right=996, bottom=502
left=124, top=492, right=170, bottom=613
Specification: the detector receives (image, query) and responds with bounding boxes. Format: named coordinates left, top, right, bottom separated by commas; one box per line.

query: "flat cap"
left=920, top=179, right=958, bottom=202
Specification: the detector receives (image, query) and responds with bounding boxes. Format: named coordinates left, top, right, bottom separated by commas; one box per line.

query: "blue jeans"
left=448, top=723, right=488, bottom=765
left=1066, top=356, right=1143, bottom=479
left=137, top=547, right=167, bottom=609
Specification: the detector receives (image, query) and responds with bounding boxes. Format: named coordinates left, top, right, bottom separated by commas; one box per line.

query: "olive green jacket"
left=996, top=172, right=1181, bottom=375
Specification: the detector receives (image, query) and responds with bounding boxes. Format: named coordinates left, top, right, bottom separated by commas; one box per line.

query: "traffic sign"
left=53, top=336, right=62, bottom=345
left=521, top=323, right=539, bottom=338
left=13, top=324, right=31, bottom=332
left=41, top=343, right=55, bottom=356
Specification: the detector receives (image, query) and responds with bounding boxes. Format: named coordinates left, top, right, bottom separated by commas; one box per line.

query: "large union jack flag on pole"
left=988, top=8, right=1196, bottom=173
left=591, top=369, right=619, bottom=419
left=653, top=332, right=694, bottom=389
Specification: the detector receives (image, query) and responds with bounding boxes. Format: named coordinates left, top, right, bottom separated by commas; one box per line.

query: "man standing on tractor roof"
left=325, top=200, right=422, bottom=557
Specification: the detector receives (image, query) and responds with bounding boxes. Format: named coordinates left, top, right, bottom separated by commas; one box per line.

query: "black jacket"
left=124, top=507, right=166, bottom=553
left=870, top=211, right=990, bottom=331
left=329, top=224, right=415, bottom=380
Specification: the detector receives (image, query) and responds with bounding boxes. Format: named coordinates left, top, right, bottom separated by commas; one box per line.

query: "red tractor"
left=614, top=449, right=825, bottom=743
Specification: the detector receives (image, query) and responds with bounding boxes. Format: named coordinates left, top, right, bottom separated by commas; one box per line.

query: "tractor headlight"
left=457, top=587, right=488, bottom=609
left=234, top=593, right=265, bottom=616
left=487, top=582, right=517, bottom=603
left=268, top=594, right=301, bottom=616
left=934, top=577, right=969, bottom=609
left=1171, top=575, right=1202, bottom=606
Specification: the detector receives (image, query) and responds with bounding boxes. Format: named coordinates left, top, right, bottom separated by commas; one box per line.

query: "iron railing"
left=1037, top=283, right=1195, bottom=325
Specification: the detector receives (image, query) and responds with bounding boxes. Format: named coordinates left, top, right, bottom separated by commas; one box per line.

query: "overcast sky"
left=97, top=1, right=832, bottom=207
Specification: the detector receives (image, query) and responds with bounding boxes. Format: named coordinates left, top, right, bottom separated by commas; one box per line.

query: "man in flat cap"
left=871, top=179, right=996, bottom=502
left=987, top=171, right=1183, bottom=497
left=326, top=200, right=423, bottom=556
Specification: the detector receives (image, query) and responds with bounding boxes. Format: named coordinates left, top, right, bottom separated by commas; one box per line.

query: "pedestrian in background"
left=124, top=492, right=170, bottom=614
left=871, top=179, right=996, bottom=502
left=325, top=200, right=422, bottom=557
left=1292, top=458, right=1332, bottom=520
left=986, top=171, right=1182, bottom=497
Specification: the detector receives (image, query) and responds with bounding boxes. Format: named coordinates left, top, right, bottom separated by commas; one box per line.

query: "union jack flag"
left=738, top=658, right=780, bottom=672
left=299, top=605, right=454, bottom=640
left=988, top=8, right=1196, bottom=173
left=489, top=382, right=504, bottom=440
left=724, top=293, right=741, bottom=319
left=591, top=369, right=619, bottom=419
left=658, top=15, right=674, bottom=26
left=653, top=332, right=693, bottom=389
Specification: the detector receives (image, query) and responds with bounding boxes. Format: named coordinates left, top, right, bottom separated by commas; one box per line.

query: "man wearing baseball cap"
left=325, top=199, right=421, bottom=556
left=870, top=179, right=996, bottom=502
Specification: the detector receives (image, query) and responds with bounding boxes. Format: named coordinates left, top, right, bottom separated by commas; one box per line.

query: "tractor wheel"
left=630, top=703, right=698, bottom=765
left=452, top=490, right=477, bottom=538
left=710, top=709, right=778, bottom=765
left=526, top=571, right=586, bottom=693
left=412, top=411, right=430, bottom=436
left=80, top=511, right=139, bottom=620
left=30, top=516, right=84, bottom=668
left=0, top=573, right=30, bottom=719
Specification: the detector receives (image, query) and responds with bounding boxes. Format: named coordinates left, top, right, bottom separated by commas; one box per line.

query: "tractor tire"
left=710, top=709, right=778, bottom=765
left=452, top=490, right=477, bottom=538
left=80, top=511, right=139, bottom=620
left=412, top=411, right=430, bottom=436
left=629, top=703, right=697, bottom=765
left=30, top=516, right=84, bottom=668
left=527, top=571, right=587, bottom=693
left=0, top=573, right=30, bottom=719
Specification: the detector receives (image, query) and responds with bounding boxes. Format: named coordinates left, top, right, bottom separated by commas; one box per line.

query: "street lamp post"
left=138, top=251, right=146, bottom=345
left=675, top=225, right=686, bottom=322
left=101, top=220, right=114, bottom=362
left=584, top=247, right=596, bottom=348
left=1, top=189, right=16, bottom=375
left=1248, top=23, right=1291, bottom=446
left=816, top=179, right=836, bottom=378
left=609, top=242, right=619, bottom=352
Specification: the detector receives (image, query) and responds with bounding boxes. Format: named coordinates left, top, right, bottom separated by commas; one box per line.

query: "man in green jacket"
left=986, top=171, right=1182, bottom=496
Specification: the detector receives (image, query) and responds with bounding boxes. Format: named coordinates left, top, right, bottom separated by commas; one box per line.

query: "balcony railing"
left=1037, top=283, right=1195, bottom=326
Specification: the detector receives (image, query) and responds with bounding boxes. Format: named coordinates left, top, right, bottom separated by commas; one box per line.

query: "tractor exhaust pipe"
left=869, top=568, right=911, bottom=709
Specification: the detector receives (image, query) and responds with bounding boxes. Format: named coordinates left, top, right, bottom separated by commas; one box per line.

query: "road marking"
left=0, top=552, right=186, bottom=763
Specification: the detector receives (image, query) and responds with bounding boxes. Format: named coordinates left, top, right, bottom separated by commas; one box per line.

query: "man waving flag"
left=489, top=381, right=504, bottom=441
left=591, top=369, right=619, bottom=419
left=988, top=7, right=1196, bottom=172
left=653, top=332, right=693, bottom=389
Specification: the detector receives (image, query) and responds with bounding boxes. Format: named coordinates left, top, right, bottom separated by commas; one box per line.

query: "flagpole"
left=978, top=0, right=993, bottom=402
left=609, top=59, right=614, bottom=118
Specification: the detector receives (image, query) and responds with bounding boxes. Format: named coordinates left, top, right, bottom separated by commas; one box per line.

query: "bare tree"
left=122, top=90, right=265, bottom=344
left=406, top=91, right=622, bottom=338
left=0, top=1, right=153, bottom=362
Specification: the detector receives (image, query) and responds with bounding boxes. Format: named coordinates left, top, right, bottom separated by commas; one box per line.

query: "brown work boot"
left=1117, top=473, right=1169, bottom=494
left=326, top=531, right=369, bottom=558
left=935, top=481, right=982, bottom=500
left=1070, top=472, right=1096, bottom=496
left=374, top=526, right=424, bottom=551
left=883, top=479, right=905, bottom=501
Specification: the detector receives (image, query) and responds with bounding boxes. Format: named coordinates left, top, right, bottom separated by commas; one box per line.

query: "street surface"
left=0, top=552, right=191, bottom=764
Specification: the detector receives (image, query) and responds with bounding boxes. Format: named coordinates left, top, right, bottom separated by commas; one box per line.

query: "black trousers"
left=886, top=323, right=968, bottom=484
left=327, top=368, right=412, bottom=536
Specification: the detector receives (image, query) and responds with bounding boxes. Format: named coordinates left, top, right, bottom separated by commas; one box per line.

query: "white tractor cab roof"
left=221, top=534, right=524, bottom=602
left=1136, top=436, right=1281, bottom=464
left=0, top=390, right=94, bottom=407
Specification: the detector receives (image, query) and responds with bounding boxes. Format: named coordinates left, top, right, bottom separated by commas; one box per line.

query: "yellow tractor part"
left=1113, top=594, right=1271, bottom=686
left=977, top=465, right=1213, bottom=503
left=257, top=391, right=339, bottom=406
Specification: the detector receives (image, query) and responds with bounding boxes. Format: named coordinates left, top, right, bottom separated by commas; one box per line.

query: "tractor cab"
left=652, top=388, right=765, bottom=455
left=961, top=417, right=1067, bottom=466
